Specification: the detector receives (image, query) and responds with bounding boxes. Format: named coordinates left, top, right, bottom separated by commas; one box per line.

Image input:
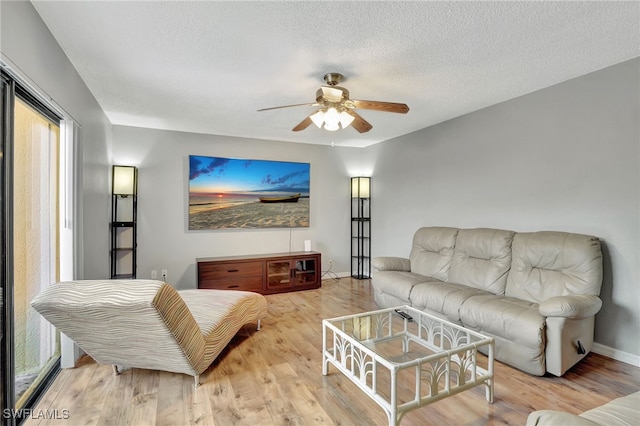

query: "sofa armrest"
left=539, top=295, right=603, bottom=319
left=526, top=410, right=598, bottom=426
left=371, top=257, right=411, bottom=272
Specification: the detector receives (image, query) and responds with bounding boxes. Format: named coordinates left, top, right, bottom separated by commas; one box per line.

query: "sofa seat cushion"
left=459, top=295, right=545, bottom=349
left=372, top=270, right=432, bottom=303
left=410, top=281, right=493, bottom=323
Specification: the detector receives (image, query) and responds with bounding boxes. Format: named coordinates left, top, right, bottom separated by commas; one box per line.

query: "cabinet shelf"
left=112, top=273, right=135, bottom=279
left=351, top=190, right=371, bottom=279
left=111, top=192, right=137, bottom=279
left=112, top=221, right=135, bottom=228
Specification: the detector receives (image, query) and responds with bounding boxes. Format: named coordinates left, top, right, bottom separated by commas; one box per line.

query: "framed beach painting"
left=188, top=155, right=310, bottom=230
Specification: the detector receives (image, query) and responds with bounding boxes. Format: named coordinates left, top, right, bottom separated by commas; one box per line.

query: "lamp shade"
left=310, top=110, right=324, bottom=128
left=339, top=111, right=355, bottom=128
left=323, top=107, right=340, bottom=131
left=351, top=176, right=370, bottom=198
left=112, top=165, right=137, bottom=195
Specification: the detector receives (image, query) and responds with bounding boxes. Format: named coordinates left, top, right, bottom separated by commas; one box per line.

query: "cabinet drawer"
left=199, top=276, right=263, bottom=292
left=199, top=261, right=262, bottom=279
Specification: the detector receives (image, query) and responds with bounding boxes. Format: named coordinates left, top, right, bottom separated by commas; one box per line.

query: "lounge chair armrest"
left=539, top=295, right=602, bottom=319
left=371, top=257, right=411, bottom=272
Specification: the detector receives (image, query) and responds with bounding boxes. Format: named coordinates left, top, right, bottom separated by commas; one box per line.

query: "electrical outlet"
left=161, top=269, right=168, bottom=279
left=151, top=270, right=157, bottom=279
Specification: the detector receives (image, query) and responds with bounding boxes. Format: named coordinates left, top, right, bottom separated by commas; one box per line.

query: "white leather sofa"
left=527, top=391, right=640, bottom=425
left=371, top=227, right=603, bottom=376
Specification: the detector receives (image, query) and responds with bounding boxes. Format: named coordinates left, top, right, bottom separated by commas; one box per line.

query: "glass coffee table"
left=322, top=306, right=494, bottom=426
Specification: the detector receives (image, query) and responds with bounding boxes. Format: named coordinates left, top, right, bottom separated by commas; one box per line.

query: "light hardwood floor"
left=27, top=278, right=639, bottom=425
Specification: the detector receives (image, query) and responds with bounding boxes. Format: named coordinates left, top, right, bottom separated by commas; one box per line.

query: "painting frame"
left=188, top=155, right=310, bottom=230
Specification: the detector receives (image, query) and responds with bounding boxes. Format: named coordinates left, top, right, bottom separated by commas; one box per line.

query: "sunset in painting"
left=188, top=155, right=310, bottom=229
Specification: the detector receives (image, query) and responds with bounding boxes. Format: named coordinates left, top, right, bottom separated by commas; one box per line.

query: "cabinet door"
left=292, top=257, right=317, bottom=285
left=265, top=254, right=321, bottom=293
left=267, top=260, right=294, bottom=290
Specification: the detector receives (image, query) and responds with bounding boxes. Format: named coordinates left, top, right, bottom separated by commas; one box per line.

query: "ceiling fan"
left=257, top=73, right=409, bottom=133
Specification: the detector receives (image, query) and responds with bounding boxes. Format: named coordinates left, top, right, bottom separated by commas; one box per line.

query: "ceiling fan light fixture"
left=259, top=72, right=409, bottom=134
left=324, top=107, right=340, bottom=123
left=310, top=107, right=354, bottom=131
left=310, top=110, right=325, bottom=128
left=320, top=107, right=341, bottom=131
left=324, top=122, right=340, bottom=131
left=339, top=110, right=355, bottom=128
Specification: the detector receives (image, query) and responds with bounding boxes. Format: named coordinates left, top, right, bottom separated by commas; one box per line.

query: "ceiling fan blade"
left=351, top=99, right=410, bottom=114
left=292, top=116, right=314, bottom=132
left=257, top=102, right=317, bottom=112
left=348, top=110, right=373, bottom=133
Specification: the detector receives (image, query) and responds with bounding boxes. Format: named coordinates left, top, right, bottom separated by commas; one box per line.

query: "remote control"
left=394, top=309, right=414, bottom=322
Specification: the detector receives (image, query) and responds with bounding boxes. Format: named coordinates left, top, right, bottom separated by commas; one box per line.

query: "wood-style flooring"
left=26, top=278, right=639, bottom=425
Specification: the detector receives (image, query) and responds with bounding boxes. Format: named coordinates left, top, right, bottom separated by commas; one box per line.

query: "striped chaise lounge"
left=31, top=279, right=268, bottom=386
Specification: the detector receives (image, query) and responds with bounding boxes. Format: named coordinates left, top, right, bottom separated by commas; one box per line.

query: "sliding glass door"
left=12, top=97, right=61, bottom=409
left=1, top=69, right=70, bottom=424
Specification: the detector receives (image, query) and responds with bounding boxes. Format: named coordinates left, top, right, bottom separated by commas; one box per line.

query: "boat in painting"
left=259, top=193, right=301, bottom=203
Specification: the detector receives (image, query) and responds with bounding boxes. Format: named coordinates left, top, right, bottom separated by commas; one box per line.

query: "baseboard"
left=592, top=343, right=640, bottom=367
left=321, top=271, right=363, bottom=279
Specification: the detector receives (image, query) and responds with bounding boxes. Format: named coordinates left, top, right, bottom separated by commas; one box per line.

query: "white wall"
left=366, top=58, right=640, bottom=357
left=112, top=125, right=362, bottom=289
left=1, top=1, right=112, bottom=280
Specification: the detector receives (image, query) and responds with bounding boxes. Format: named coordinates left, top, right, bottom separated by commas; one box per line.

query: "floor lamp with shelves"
left=351, top=177, right=371, bottom=279
left=110, top=165, right=138, bottom=279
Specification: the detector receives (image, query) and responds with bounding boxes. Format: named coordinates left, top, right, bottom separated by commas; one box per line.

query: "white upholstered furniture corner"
left=371, top=227, right=603, bottom=376
left=31, top=279, right=268, bottom=387
left=526, top=391, right=640, bottom=425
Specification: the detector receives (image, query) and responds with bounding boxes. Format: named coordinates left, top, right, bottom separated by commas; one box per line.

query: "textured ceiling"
left=31, top=1, right=639, bottom=148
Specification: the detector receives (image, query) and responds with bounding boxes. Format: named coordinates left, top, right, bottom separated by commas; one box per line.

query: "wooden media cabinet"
left=197, top=251, right=321, bottom=295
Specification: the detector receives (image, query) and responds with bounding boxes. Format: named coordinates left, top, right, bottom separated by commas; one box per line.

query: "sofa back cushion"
left=448, top=228, right=515, bottom=295
left=506, top=231, right=603, bottom=303
left=410, top=227, right=458, bottom=281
